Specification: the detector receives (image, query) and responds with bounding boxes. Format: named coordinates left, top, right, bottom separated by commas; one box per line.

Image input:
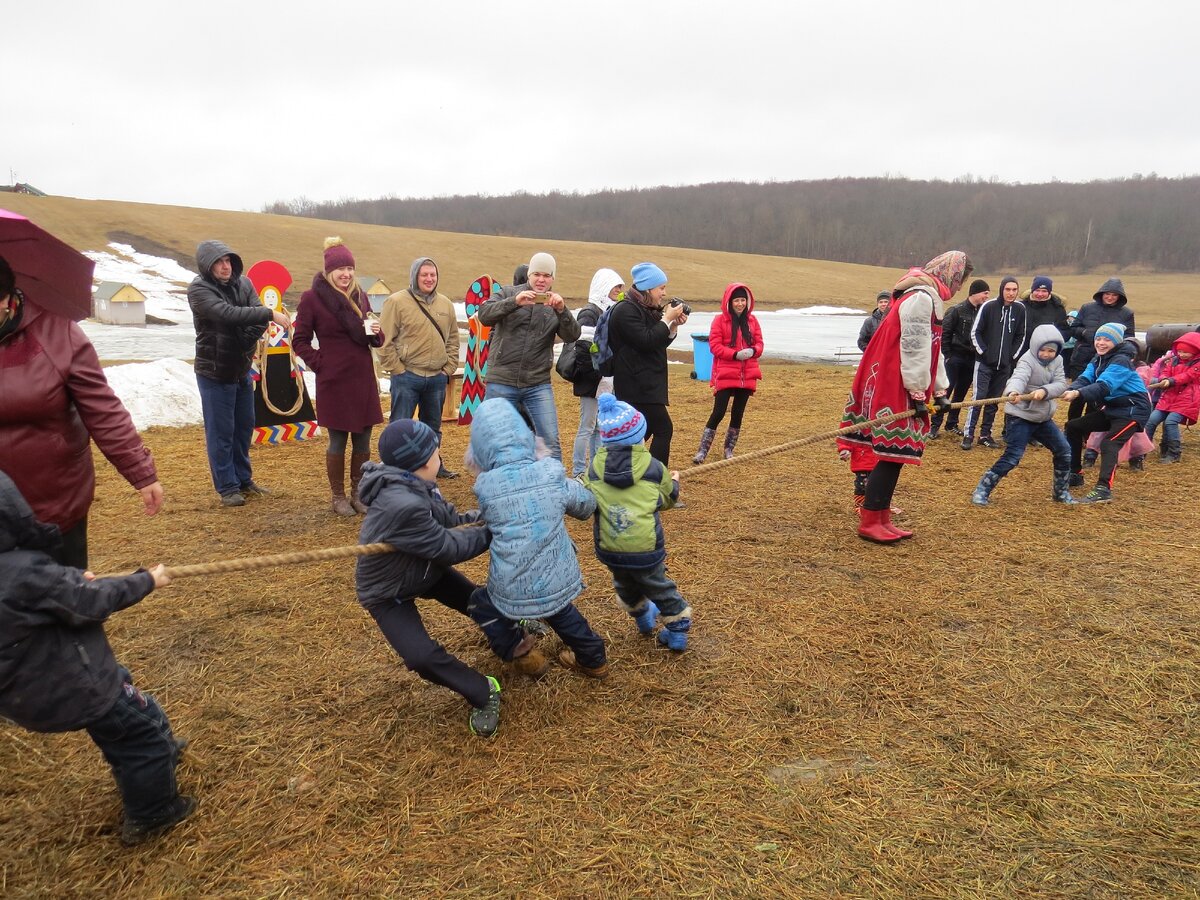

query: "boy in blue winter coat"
left=970, top=324, right=1074, bottom=506
left=1062, top=322, right=1153, bottom=504
left=0, top=472, right=192, bottom=845
left=465, top=398, right=609, bottom=678
left=582, top=393, right=692, bottom=651
left=356, top=418, right=527, bottom=738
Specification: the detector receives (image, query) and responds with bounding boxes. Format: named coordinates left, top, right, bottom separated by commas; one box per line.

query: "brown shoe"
left=513, top=648, right=550, bottom=677
left=331, top=495, right=356, bottom=517
left=557, top=649, right=609, bottom=679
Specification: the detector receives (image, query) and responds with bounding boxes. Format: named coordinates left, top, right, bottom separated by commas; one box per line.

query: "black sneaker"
left=1068, top=472, right=1085, bottom=487
left=1129, top=455, right=1145, bottom=471
left=437, top=466, right=458, bottom=479
left=928, top=426, right=941, bottom=440
left=468, top=676, right=501, bottom=737
left=978, top=436, right=1000, bottom=449
left=220, top=492, right=246, bottom=508
left=517, top=618, right=552, bottom=637
left=1076, top=485, right=1113, bottom=504
left=960, top=437, right=974, bottom=450
left=241, top=481, right=271, bottom=498
left=121, top=796, right=197, bottom=846
left=946, top=425, right=963, bottom=436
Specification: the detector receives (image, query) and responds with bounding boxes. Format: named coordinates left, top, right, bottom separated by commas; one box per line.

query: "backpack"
left=591, top=300, right=621, bottom=377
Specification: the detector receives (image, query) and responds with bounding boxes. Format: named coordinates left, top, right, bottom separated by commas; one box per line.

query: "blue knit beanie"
left=597, top=393, right=647, bottom=446
left=378, top=419, right=440, bottom=471
left=631, top=262, right=668, bottom=291
left=1094, top=322, right=1126, bottom=344
left=1031, top=275, right=1053, bottom=293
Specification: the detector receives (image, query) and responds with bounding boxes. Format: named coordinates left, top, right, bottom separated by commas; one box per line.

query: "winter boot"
left=557, top=649, right=610, bottom=679
left=1129, top=455, right=1145, bottom=471
left=121, top=795, right=198, bottom=846
left=858, top=507, right=902, bottom=544
left=971, top=470, right=1001, bottom=506
left=513, top=648, right=551, bottom=678
left=327, top=452, right=355, bottom=516
left=1083, top=449, right=1098, bottom=468
left=881, top=508, right=913, bottom=539
left=692, top=427, right=717, bottom=464
left=656, top=617, right=691, bottom=652
left=1159, top=436, right=1182, bottom=464
left=468, top=676, right=502, bottom=737
left=630, top=601, right=660, bottom=636
left=349, top=451, right=371, bottom=514
left=723, top=427, right=741, bottom=460
left=1068, top=471, right=1085, bottom=487
left=1052, top=469, right=1075, bottom=503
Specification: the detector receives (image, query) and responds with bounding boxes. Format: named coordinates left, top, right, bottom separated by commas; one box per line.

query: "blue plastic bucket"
left=691, top=333, right=713, bottom=381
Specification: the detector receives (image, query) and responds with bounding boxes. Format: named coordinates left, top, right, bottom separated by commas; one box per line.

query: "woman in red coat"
left=840, top=250, right=971, bottom=543
left=692, top=283, right=764, bottom=463
left=292, top=238, right=384, bottom=516
left=0, top=255, right=163, bottom=568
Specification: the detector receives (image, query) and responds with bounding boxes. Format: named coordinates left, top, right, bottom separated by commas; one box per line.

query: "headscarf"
left=892, top=250, right=972, bottom=301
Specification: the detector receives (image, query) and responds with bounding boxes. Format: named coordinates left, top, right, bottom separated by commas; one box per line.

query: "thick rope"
left=679, top=392, right=1037, bottom=479
left=95, top=393, right=1035, bottom=581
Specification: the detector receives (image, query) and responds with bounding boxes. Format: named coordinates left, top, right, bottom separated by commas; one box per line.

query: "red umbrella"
left=0, top=209, right=95, bottom=321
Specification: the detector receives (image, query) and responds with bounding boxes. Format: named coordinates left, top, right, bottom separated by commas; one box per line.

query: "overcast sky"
left=7, top=1, right=1198, bottom=212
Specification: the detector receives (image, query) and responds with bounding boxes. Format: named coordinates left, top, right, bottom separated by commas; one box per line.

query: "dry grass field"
left=2, top=365, right=1197, bottom=898
left=2, top=194, right=1199, bottom=322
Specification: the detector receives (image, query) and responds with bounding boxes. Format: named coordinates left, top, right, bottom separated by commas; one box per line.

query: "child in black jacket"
left=0, top=472, right=189, bottom=845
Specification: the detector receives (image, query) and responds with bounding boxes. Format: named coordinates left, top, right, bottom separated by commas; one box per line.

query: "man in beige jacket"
left=378, top=257, right=460, bottom=477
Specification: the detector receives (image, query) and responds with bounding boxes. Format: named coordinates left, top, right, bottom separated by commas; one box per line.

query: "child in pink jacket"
left=1145, top=331, right=1200, bottom=463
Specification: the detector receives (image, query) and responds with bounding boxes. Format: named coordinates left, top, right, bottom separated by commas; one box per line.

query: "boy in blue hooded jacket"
left=465, top=398, right=609, bottom=678
left=1062, top=322, right=1152, bottom=503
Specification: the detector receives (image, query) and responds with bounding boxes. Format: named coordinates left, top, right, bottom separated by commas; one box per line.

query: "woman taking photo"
left=293, top=238, right=384, bottom=516
left=692, top=282, right=763, bottom=463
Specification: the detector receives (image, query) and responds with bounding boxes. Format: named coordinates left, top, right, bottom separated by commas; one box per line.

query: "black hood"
left=0, top=471, right=61, bottom=554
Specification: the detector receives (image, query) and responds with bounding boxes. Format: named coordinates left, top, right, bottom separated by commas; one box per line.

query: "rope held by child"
left=94, top=394, right=1035, bottom=581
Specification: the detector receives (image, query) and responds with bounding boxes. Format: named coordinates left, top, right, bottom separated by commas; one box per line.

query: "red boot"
left=881, top=509, right=913, bottom=539
left=858, top=507, right=903, bottom=544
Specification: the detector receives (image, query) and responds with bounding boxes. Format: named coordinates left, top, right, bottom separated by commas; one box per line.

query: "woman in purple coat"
left=293, top=238, right=384, bottom=515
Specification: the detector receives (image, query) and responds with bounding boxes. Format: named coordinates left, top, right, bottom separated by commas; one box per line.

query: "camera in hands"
left=669, top=298, right=691, bottom=315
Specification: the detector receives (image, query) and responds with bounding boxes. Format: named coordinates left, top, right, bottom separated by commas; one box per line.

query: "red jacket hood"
left=721, top=282, right=755, bottom=316
left=1172, top=332, right=1200, bottom=356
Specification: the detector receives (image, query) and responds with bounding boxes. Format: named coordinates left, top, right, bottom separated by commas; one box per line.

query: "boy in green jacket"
left=582, top=394, right=692, bottom=651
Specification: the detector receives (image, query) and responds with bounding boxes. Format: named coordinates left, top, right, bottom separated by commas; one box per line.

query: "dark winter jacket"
left=187, top=240, right=273, bottom=383
left=292, top=273, right=384, bottom=433
left=609, top=288, right=677, bottom=406
left=0, top=297, right=158, bottom=532
left=1069, top=280, right=1135, bottom=374
left=1020, top=290, right=1071, bottom=351
left=354, top=463, right=489, bottom=609
left=857, top=308, right=884, bottom=352
left=477, top=282, right=581, bottom=388
left=941, top=298, right=982, bottom=359
left=0, top=472, right=156, bottom=733
left=571, top=302, right=604, bottom=397
left=1068, top=339, right=1152, bottom=423
left=971, top=298, right=1027, bottom=370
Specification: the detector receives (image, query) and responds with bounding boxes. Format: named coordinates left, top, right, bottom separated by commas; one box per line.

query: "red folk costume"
left=840, top=252, right=968, bottom=464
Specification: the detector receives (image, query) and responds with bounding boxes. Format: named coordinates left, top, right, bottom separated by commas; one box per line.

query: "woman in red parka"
left=292, top=238, right=384, bottom=516
left=692, top=283, right=764, bottom=463
left=0, top=254, right=163, bottom=568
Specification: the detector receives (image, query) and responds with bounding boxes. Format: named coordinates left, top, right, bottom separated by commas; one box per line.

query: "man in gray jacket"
left=187, top=240, right=290, bottom=507
left=478, top=252, right=581, bottom=460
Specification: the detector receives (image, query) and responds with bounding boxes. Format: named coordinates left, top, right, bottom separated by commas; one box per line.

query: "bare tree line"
left=264, top=175, right=1200, bottom=273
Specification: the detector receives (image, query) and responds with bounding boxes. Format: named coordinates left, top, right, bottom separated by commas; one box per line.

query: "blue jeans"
left=196, top=373, right=255, bottom=496
left=991, top=417, right=1071, bottom=477
left=484, top=381, right=562, bottom=460
left=1145, top=409, right=1185, bottom=445
left=611, top=561, right=688, bottom=621
left=86, top=672, right=185, bottom=827
left=572, top=395, right=600, bottom=477
left=469, top=587, right=607, bottom=669
left=389, top=370, right=448, bottom=443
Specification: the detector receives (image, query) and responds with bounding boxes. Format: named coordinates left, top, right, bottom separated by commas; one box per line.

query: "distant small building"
left=358, top=276, right=394, bottom=314
left=93, top=281, right=147, bottom=326
left=0, top=183, right=47, bottom=196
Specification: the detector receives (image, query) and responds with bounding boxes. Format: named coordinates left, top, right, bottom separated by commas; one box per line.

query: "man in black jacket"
left=857, top=291, right=891, bottom=351
left=930, top=279, right=989, bottom=437
left=962, top=277, right=1026, bottom=449
left=1021, top=275, right=1070, bottom=353
left=187, top=240, right=289, bottom=507
left=0, top=472, right=191, bottom=845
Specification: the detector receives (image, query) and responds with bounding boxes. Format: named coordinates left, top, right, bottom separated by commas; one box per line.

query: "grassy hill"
left=3, top=194, right=1199, bottom=321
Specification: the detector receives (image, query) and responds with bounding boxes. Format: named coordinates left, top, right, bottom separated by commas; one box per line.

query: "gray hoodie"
left=1003, top=323, right=1069, bottom=422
